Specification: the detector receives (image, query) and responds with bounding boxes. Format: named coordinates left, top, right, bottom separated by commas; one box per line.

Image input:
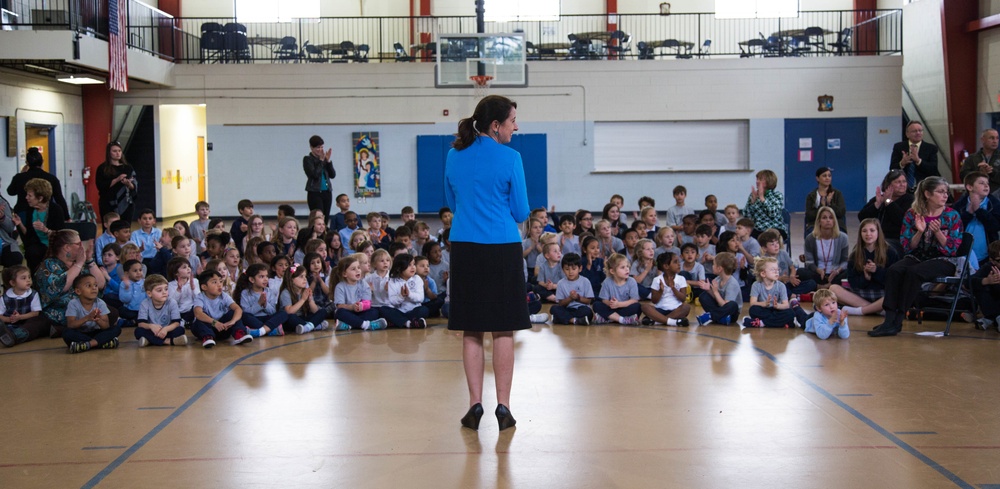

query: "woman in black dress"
left=95, top=142, right=137, bottom=223
left=445, top=95, right=531, bottom=431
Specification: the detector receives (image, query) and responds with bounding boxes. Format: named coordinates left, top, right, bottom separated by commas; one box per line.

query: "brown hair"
left=452, top=95, right=517, bottom=150
left=25, top=178, right=52, bottom=203
left=45, top=229, right=80, bottom=258
left=850, top=218, right=888, bottom=272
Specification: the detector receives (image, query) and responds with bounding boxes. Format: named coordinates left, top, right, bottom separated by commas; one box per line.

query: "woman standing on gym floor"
left=445, top=95, right=530, bottom=432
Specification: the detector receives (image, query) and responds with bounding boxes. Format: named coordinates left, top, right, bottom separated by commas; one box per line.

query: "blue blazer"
left=445, top=136, right=530, bottom=244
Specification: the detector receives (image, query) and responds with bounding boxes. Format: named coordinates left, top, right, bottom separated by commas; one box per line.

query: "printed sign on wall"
left=353, top=132, right=381, bottom=198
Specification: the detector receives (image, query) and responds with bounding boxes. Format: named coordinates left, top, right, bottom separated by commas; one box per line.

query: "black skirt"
left=448, top=241, right=531, bottom=332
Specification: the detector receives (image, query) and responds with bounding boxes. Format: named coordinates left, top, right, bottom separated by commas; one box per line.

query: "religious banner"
left=353, top=132, right=381, bottom=198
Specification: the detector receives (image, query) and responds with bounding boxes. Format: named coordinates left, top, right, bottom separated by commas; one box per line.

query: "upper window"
left=715, top=0, right=798, bottom=18
left=486, top=0, right=560, bottom=22
left=235, top=0, right=320, bottom=23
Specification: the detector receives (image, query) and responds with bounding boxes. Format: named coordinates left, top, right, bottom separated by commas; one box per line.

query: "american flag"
left=108, top=0, right=128, bottom=92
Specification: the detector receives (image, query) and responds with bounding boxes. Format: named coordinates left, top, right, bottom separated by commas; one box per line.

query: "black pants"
left=883, top=256, right=955, bottom=313
left=307, top=190, right=333, bottom=222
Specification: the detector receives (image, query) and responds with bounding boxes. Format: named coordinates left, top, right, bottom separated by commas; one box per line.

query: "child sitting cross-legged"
left=380, top=253, right=429, bottom=329
left=64, top=274, right=122, bottom=354
left=550, top=253, right=595, bottom=325
left=742, top=257, right=811, bottom=328
left=695, top=252, right=742, bottom=326
left=135, top=274, right=188, bottom=347
left=166, top=256, right=198, bottom=325
left=235, top=264, right=288, bottom=337
left=191, top=269, right=252, bottom=348
left=279, top=262, right=333, bottom=334
left=0, top=265, right=50, bottom=347
left=593, top=253, right=641, bottom=325
left=332, top=255, right=388, bottom=331
left=117, top=259, right=146, bottom=327
left=640, top=252, right=691, bottom=326
left=804, top=289, right=850, bottom=339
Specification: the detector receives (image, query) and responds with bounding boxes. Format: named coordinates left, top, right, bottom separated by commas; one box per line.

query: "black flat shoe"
left=867, top=325, right=901, bottom=337
left=461, top=403, right=484, bottom=430
left=496, top=404, right=516, bottom=431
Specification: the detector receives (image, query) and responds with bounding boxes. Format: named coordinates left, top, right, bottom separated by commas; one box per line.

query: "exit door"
left=24, top=124, right=56, bottom=173
left=784, top=118, right=867, bottom=212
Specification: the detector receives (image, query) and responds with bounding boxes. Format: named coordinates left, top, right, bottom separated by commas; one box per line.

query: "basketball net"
left=470, top=75, right=493, bottom=98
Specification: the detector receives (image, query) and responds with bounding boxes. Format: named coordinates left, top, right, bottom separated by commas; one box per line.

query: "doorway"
left=784, top=118, right=868, bottom=213
left=24, top=124, right=56, bottom=173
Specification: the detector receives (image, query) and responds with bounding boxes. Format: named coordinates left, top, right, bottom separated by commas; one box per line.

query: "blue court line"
left=81, top=446, right=126, bottom=451
left=569, top=353, right=741, bottom=360
left=240, top=358, right=462, bottom=366
left=80, top=330, right=355, bottom=489
left=136, top=407, right=175, bottom=411
left=81, top=326, right=975, bottom=489
left=837, top=394, right=873, bottom=397
left=640, top=325, right=976, bottom=489
left=177, top=376, right=212, bottom=379
left=895, top=431, right=937, bottom=435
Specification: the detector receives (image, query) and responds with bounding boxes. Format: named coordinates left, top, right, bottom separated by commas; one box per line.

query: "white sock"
left=666, top=319, right=677, bottom=326
left=843, top=306, right=863, bottom=316
left=405, top=320, right=412, bottom=328
left=617, top=316, right=627, bottom=324
left=361, top=320, right=370, bottom=330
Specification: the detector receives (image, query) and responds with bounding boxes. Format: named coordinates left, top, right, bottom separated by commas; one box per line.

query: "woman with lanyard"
left=797, top=206, right=849, bottom=288
left=869, top=176, right=962, bottom=337
left=303, top=135, right=336, bottom=224
left=445, top=95, right=530, bottom=432
left=858, top=169, right=913, bottom=256
left=96, top=141, right=138, bottom=223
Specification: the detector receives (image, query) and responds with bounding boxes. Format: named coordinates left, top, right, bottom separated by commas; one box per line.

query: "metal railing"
left=0, top=7, right=901, bottom=63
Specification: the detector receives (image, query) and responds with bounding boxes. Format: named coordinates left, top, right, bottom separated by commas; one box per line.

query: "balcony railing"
left=0, top=5, right=901, bottom=64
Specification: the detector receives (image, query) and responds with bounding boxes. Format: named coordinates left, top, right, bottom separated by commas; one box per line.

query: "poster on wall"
left=353, top=132, right=381, bottom=198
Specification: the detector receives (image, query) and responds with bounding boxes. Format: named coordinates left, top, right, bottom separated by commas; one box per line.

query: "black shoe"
left=676, top=318, right=690, bottom=327
left=867, top=325, right=901, bottom=337
left=461, top=403, right=484, bottom=430
left=640, top=316, right=654, bottom=326
left=496, top=404, right=517, bottom=431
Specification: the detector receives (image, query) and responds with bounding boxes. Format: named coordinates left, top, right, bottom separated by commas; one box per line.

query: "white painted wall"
left=116, top=55, right=900, bottom=216
left=157, top=105, right=206, bottom=218
left=0, top=71, right=86, bottom=209
left=900, top=0, right=949, bottom=171
left=181, top=0, right=410, bottom=18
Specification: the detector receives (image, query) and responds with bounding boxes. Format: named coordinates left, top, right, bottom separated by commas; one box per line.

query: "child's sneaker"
left=268, top=325, right=285, bottom=336
left=640, top=316, right=654, bottom=326
left=974, top=317, right=993, bottom=330
left=248, top=328, right=263, bottom=338
left=100, top=337, right=119, bottom=349
left=526, top=292, right=540, bottom=303
left=748, top=318, right=764, bottom=328
left=233, top=330, right=253, bottom=345
left=69, top=341, right=91, bottom=354
left=717, top=315, right=731, bottom=325
left=529, top=313, right=549, bottom=323
left=619, top=315, right=639, bottom=325
left=368, top=318, right=388, bottom=331
left=579, top=316, right=590, bottom=325
left=137, top=337, right=149, bottom=348
left=676, top=318, right=690, bottom=327
left=412, top=318, right=427, bottom=329
left=172, top=335, right=188, bottom=346
left=296, top=322, right=315, bottom=335
left=314, top=321, right=330, bottom=332
left=696, top=312, right=712, bottom=326
left=789, top=296, right=800, bottom=309
left=0, top=324, right=16, bottom=347
left=592, top=314, right=608, bottom=324
left=335, top=320, right=351, bottom=331
left=201, top=336, right=216, bottom=348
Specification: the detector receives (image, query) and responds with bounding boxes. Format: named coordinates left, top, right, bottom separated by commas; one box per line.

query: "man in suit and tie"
left=889, top=121, right=939, bottom=191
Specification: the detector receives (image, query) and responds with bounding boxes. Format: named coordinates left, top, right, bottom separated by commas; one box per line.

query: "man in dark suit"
left=889, top=121, right=939, bottom=191
left=6, top=147, right=69, bottom=217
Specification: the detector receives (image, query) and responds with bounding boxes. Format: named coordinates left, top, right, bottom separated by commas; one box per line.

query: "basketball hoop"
left=470, top=75, right=493, bottom=98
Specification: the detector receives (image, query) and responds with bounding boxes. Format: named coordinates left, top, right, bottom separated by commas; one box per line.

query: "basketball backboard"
left=435, top=33, right=528, bottom=88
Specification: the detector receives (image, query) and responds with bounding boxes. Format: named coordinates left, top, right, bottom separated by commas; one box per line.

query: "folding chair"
left=913, top=232, right=975, bottom=336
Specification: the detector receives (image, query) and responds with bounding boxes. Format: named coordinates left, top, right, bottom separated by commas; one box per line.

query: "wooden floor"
left=2, top=311, right=999, bottom=489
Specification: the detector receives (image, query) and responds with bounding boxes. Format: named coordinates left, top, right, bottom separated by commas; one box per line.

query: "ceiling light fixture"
left=56, top=74, right=105, bottom=85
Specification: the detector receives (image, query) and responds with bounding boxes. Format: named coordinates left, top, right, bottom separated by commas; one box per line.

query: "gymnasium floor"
left=3, top=213, right=999, bottom=488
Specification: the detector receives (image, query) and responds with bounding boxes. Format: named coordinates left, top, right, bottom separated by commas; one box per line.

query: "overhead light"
left=56, top=74, right=105, bottom=85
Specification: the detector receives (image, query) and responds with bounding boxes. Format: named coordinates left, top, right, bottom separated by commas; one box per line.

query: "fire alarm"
left=443, top=109, right=449, bottom=116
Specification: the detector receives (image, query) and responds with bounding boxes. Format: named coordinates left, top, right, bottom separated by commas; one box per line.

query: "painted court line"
left=81, top=446, right=126, bottom=451
left=895, top=431, right=937, bottom=435
left=136, top=407, right=175, bottom=411
left=177, top=375, right=212, bottom=379
left=836, top=394, right=873, bottom=397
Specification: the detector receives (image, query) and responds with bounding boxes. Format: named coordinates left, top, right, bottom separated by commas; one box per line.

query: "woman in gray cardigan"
left=797, top=206, right=850, bottom=287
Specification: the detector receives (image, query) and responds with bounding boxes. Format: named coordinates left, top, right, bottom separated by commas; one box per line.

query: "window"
left=485, top=0, right=560, bottom=22
left=715, top=0, right=798, bottom=19
left=593, top=121, right=749, bottom=173
left=235, top=0, right=319, bottom=23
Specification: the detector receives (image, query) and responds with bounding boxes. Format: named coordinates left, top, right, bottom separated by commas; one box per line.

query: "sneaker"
left=0, top=324, right=16, bottom=347
left=529, top=313, right=549, bottom=323
left=750, top=318, right=764, bottom=328
left=137, top=337, right=149, bottom=348
left=69, top=341, right=91, bottom=354
left=717, top=315, right=731, bottom=326
left=268, top=325, right=285, bottom=336
left=619, top=314, right=639, bottom=325
left=233, top=330, right=253, bottom=345
left=100, top=337, right=119, bottom=349
left=526, top=292, right=540, bottom=303
left=960, top=312, right=977, bottom=323
left=696, top=312, right=712, bottom=326
left=676, top=318, right=690, bottom=327
left=412, top=318, right=427, bottom=329
left=640, top=316, right=654, bottom=326
left=368, top=318, right=388, bottom=331
left=314, top=321, right=330, bottom=332
left=201, top=336, right=216, bottom=348
left=789, top=297, right=800, bottom=309
left=248, top=328, right=263, bottom=338
left=579, top=316, right=590, bottom=326
left=335, top=320, right=351, bottom=331
left=296, top=322, right=314, bottom=335
left=172, top=335, right=189, bottom=346
left=592, top=314, right=609, bottom=325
